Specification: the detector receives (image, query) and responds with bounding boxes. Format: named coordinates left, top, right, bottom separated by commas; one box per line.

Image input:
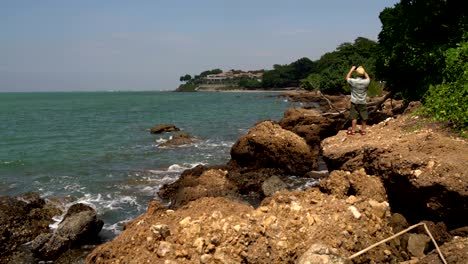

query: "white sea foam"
left=1, top=160, right=24, bottom=165
left=155, top=137, right=168, bottom=144
left=297, top=179, right=320, bottom=190
left=167, top=163, right=202, bottom=172
left=49, top=214, right=64, bottom=230
left=102, top=217, right=133, bottom=235
left=106, top=196, right=138, bottom=210
left=48, top=192, right=144, bottom=231
left=196, top=140, right=234, bottom=148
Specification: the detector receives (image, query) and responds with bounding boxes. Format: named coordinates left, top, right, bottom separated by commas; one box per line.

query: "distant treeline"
left=178, top=37, right=379, bottom=94
left=179, top=0, right=467, bottom=130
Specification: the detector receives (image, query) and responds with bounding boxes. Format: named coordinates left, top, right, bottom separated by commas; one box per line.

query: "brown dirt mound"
left=322, top=114, right=468, bottom=229
left=87, top=185, right=400, bottom=264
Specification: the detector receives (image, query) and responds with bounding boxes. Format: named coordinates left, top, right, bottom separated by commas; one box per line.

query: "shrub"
left=423, top=36, right=468, bottom=130
left=367, top=80, right=385, bottom=98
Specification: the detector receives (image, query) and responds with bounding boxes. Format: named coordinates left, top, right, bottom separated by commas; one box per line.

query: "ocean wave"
left=48, top=193, right=141, bottom=221
left=168, top=163, right=197, bottom=172
left=194, top=140, right=234, bottom=148
left=101, top=217, right=134, bottom=237
left=0, top=159, right=24, bottom=166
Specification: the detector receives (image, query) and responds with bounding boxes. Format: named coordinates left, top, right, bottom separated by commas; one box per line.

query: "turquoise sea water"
left=0, top=91, right=294, bottom=239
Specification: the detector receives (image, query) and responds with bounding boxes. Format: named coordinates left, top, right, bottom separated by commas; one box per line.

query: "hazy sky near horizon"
left=1, top=0, right=399, bottom=92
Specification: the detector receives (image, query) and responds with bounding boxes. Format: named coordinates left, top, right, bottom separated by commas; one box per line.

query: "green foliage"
left=300, top=73, right=321, bottom=90
left=423, top=36, right=468, bottom=130
left=301, top=37, right=379, bottom=94
left=179, top=74, right=192, bottom=82
left=377, top=0, right=468, bottom=101
left=178, top=37, right=379, bottom=94
left=238, top=79, right=262, bottom=89
left=200, top=69, right=222, bottom=78
left=367, top=80, right=385, bottom=98
left=176, top=83, right=197, bottom=92
left=262, top=57, right=314, bottom=88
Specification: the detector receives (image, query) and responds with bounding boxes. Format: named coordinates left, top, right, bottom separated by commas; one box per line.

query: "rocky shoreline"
left=2, top=91, right=467, bottom=263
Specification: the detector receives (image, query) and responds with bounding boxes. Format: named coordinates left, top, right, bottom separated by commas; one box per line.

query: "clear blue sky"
left=0, top=0, right=399, bottom=92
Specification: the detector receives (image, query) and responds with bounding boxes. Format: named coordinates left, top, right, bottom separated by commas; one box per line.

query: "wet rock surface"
left=150, top=124, right=180, bottom=134
left=31, top=203, right=104, bottom=260
left=0, top=192, right=61, bottom=263
left=158, top=132, right=199, bottom=147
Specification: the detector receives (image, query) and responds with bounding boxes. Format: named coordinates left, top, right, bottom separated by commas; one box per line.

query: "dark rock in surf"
left=0, top=192, right=60, bottom=263
left=158, top=132, right=198, bottom=147
left=150, top=124, right=180, bottom=134
left=32, top=203, right=103, bottom=260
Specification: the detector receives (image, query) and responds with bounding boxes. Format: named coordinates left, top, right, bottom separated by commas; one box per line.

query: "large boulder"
left=230, top=121, right=318, bottom=175
left=32, top=203, right=103, bottom=260
left=0, top=192, right=60, bottom=263
left=150, top=124, right=180, bottom=134
left=279, top=108, right=344, bottom=140
left=158, top=166, right=240, bottom=209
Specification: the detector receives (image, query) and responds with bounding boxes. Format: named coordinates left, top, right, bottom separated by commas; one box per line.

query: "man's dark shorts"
left=350, top=103, right=368, bottom=120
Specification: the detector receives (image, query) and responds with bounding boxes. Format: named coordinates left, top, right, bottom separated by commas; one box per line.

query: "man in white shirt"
left=346, top=66, right=370, bottom=135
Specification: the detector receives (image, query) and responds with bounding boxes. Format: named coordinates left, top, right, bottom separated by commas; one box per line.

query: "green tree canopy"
left=199, top=69, right=222, bottom=78
left=261, top=57, right=315, bottom=88
left=423, top=35, right=468, bottom=130
left=377, top=0, right=468, bottom=101
left=179, top=74, right=192, bottom=82
left=301, top=37, right=379, bottom=93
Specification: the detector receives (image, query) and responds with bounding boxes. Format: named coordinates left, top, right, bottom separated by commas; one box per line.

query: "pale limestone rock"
left=368, top=200, right=389, bottom=218
left=157, top=241, right=172, bottom=257
left=150, top=224, right=171, bottom=240
left=296, top=243, right=349, bottom=264
left=407, top=233, right=430, bottom=257
left=348, top=206, right=361, bottom=219
left=193, top=237, right=205, bottom=254
left=291, top=201, right=302, bottom=211
left=200, top=254, right=212, bottom=263
left=345, top=195, right=358, bottom=204
left=179, top=216, right=192, bottom=226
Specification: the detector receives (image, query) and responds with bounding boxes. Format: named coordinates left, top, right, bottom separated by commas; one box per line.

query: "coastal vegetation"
left=377, top=0, right=467, bottom=131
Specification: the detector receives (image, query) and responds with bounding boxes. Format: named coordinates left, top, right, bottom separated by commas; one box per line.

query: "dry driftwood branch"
left=368, top=91, right=393, bottom=114
left=348, top=222, right=447, bottom=264
left=318, top=91, right=347, bottom=116
left=318, top=91, right=341, bottom=112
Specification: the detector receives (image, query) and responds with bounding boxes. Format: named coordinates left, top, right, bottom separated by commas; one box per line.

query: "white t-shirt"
left=347, top=78, right=370, bottom=104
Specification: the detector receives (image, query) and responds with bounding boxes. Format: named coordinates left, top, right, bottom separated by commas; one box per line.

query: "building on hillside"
left=205, top=71, right=263, bottom=82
